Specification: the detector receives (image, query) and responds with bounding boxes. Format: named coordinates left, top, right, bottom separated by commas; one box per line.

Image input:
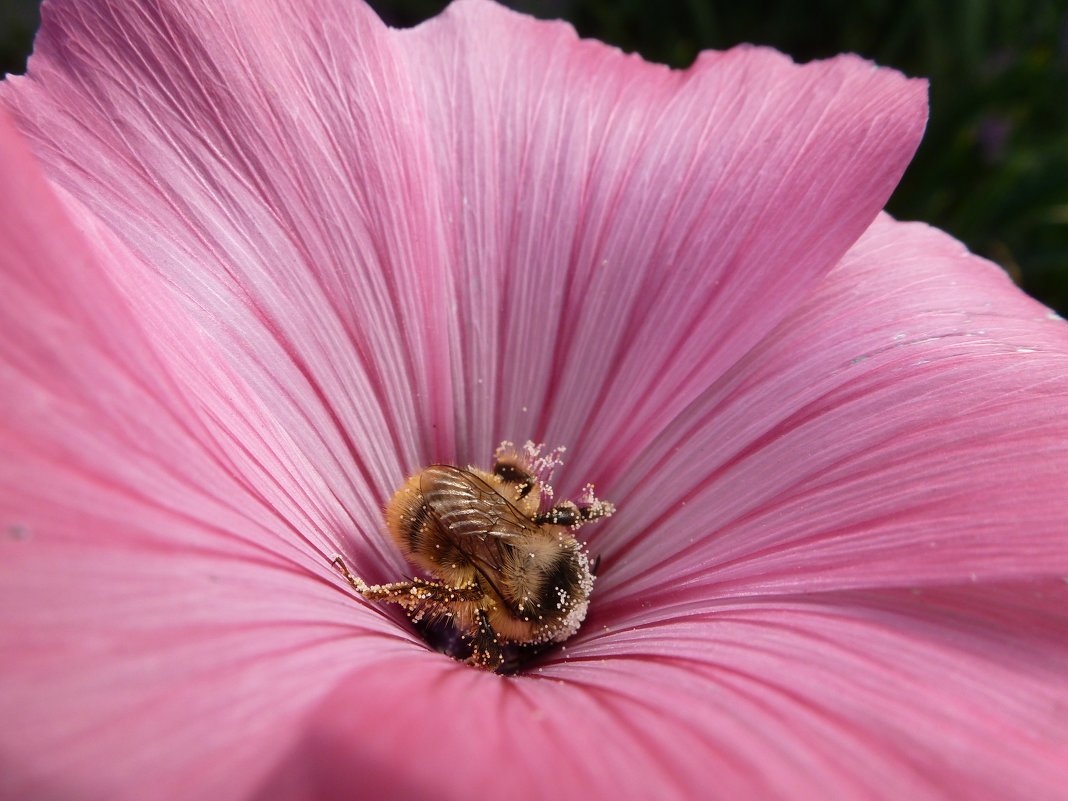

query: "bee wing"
left=419, top=465, right=540, bottom=545
left=417, top=465, right=542, bottom=609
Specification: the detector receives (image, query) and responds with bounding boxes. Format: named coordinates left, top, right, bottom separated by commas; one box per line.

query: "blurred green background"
left=3, top=0, right=1066, bottom=314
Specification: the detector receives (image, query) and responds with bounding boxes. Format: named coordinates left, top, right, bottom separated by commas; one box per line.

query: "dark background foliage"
left=3, top=0, right=1066, bottom=315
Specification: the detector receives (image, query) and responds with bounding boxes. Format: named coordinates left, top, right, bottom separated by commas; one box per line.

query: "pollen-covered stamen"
left=495, top=440, right=567, bottom=508
left=524, top=441, right=566, bottom=486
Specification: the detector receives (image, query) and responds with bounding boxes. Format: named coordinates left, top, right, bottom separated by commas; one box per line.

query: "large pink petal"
left=274, top=582, right=1068, bottom=800
left=591, top=215, right=1068, bottom=613
left=397, top=1, right=927, bottom=475
left=0, top=111, right=402, bottom=800
left=0, top=0, right=459, bottom=515
left=1, top=0, right=927, bottom=485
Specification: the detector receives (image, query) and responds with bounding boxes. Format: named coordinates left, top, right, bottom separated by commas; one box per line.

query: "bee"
left=333, top=442, right=614, bottom=672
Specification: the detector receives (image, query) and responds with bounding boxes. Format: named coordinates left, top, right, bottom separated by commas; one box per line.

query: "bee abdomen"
left=504, top=542, right=592, bottom=642
left=385, top=477, right=429, bottom=555
left=386, top=473, right=475, bottom=583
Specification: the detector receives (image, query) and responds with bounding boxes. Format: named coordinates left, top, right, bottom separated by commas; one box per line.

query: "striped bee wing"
left=418, top=465, right=540, bottom=545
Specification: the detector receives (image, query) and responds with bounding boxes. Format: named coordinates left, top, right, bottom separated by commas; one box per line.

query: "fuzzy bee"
left=333, top=442, right=614, bottom=672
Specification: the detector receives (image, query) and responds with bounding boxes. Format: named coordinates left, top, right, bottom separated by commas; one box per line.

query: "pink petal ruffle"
left=594, top=215, right=1068, bottom=614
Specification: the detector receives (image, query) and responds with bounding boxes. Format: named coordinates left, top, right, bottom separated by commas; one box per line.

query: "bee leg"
left=359, top=577, right=483, bottom=612
left=534, top=497, right=615, bottom=528
left=333, top=556, right=483, bottom=619
left=331, top=555, right=370, bottom=592
left=466, top=609, right=505, bottom=672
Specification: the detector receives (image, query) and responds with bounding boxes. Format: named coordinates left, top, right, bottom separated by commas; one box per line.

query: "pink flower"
left=2, top=0, right=1067, bottom=798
